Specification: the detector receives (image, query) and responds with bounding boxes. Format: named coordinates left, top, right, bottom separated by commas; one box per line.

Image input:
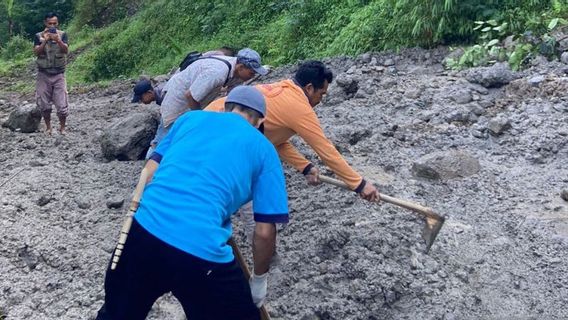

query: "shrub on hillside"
left=1, top=36, right=33, bottom=61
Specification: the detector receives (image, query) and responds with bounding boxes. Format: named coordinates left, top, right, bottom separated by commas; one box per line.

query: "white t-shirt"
left=161, top=56, right=236, bottom=128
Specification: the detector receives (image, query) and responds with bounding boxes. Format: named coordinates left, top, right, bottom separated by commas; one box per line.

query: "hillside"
left=1, top=0, right=567, bottom=88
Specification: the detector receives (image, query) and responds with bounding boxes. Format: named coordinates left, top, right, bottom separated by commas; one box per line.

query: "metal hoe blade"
left=422, top=215, right=445, bottom=253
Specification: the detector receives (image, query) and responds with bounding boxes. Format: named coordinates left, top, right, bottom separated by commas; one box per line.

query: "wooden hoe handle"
left=111, top=168, right=149, bottom=271
left=318, top=175, right=440, bottom=220
left=228, top=238, right=271, bottom=320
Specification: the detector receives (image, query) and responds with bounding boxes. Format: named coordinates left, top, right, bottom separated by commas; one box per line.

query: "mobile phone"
left=49, top=27, right=57, bottom=34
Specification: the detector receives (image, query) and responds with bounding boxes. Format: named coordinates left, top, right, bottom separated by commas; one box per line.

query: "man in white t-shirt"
left=152, top=48, right=267, bottom=147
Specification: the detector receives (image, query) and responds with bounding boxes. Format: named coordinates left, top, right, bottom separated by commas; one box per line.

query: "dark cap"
left=132, top=80, right=153, bottom=103
left=226, top=86, right=266, bottom=117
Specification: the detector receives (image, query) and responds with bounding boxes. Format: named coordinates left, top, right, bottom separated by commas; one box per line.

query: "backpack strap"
left=199, top=57, right=233, bottom=86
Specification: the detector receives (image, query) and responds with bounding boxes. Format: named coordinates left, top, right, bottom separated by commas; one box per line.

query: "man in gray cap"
left=97, top=86, right=287, bottom=320
left=151, top=48, right=267, bottom=149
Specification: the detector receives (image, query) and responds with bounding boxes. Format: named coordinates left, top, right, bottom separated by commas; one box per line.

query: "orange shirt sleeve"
left=275, top=141, right=311, bottom=172
left=287, top=107, right=363, bottom=190
left=203, top=97, right=226, bottom=112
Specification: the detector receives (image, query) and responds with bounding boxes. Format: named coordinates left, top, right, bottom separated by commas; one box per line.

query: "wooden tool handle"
left=111, top=168, right=149, bottom=270
left=228, top=238, right=271, bottom=320
left=318, top=175, right=440, bottom=220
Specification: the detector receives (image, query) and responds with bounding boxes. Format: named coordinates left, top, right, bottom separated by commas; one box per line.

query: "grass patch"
left=3, top=0, right=567, bottom=86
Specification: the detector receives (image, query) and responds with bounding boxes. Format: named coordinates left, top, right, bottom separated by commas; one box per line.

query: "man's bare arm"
left=184, top=90, right=201, bottom=110
left=144, top=159, right=159, bottom=184
left=252, top=222, right=276, bottom=274
left=34, top=32, right=48, bottom=56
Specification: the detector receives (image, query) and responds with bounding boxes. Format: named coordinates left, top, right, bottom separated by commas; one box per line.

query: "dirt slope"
left=0, top=48, right=567, bottom=319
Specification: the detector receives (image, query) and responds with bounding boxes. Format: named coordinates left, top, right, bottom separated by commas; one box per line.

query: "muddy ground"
left=1, top=48, right=567, bottom=319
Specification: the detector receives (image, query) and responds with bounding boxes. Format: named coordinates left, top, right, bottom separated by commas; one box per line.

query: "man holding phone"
left=34, top=12, right=69, bottom=135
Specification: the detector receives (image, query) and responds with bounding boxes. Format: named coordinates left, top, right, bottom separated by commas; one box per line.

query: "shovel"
left=318, top=175, right=445, bottom=253
left=228, top=237, right=271, bottom=320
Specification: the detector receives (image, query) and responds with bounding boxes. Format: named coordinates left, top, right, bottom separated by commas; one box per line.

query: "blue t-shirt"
left=135, top=111, right=289, bottom=263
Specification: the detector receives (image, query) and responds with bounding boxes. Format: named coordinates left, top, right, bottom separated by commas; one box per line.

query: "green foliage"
left=447, top=13, right=568, bottom=71
left=0, top=0, right=75, bottom=45
left=69, top=0, right=144, bottom=32
left=0, top=35, right=33, bottom=60
left=2, top=0, right=568, bottom=84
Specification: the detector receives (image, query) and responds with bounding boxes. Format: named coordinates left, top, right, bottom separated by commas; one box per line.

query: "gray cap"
left=226, top=86, right=266, bottom=117
left=237, top=48, right=268, bottom=75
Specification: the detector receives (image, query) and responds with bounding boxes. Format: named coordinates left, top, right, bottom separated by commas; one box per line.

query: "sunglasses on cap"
left=238, top=57, right=262, bottom=69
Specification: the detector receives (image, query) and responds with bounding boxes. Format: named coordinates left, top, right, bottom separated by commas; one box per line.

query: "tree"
left=6, top=0, right=13, bottom=36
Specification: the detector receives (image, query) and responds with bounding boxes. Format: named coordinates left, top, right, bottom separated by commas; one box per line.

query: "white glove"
left=249, top=272, right=268, bottom=307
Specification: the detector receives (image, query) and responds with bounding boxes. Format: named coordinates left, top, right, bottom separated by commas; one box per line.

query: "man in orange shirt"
left=205, top=61, right=379, bottom=202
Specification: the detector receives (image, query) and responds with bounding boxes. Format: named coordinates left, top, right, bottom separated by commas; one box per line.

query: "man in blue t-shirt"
left=97, top=86, right=288, bottom=320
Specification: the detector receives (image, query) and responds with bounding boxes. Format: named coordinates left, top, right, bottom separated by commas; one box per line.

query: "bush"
left=63, top=0, right=568, bottom=83
left=1, top=35, right=33, bottom=61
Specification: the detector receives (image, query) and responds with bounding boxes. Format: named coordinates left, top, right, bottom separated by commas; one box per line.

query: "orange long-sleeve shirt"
left=205, top=79, right=363, bottom=190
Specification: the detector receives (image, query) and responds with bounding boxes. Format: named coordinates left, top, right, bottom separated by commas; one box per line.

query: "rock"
left=100, top=112, right=159, bottom=161
left=405, top=89, right=421, bottom=99
left=412, top=150, right=481, bottom=180
left=487, top=116, right=512, bottom=136
left=383, top=58, right=395, bottom=66
left=358, top=53, right=372, bottom=63
left=2, top=104, right=42, bottom=133
left=382, top=79, right=397, bottom=89
left=561, top=52, right=568, bottom=65
left=503, top=35, right=516, bottom=50
left=383, top=289, right=399, bottom=305
left=152, top=74, right=170, bottom=85
left=465, top=62, right=514, bottom=88
left=37, top=195, right=52, bottom=206
left=528, top=75, right=545, bottom=87
left=335, top=74, right=359, bottom=97
left=29, top=160, right=46, bottom=167
left=106, top=197, right=124, bottom=209
left=445, top=107, right=472, bottom=124
left=75, top=198, right=91, bottom=209
left=450, top=90, right=473, bottom=104
left=445, top=48, right=465, bottom=62
left=561, top=190, right=568, bottom=202
left=465, top=103, right=484, bottom=116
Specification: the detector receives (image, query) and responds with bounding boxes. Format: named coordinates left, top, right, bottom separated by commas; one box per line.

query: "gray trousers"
left=36, top=71, right=68, bottom=120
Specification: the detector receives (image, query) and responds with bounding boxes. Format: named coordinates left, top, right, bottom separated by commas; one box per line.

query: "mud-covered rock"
left=383, top=58, right=395, bottom=66
left=100, top=112, right=158, bottom=161
left=358, top=53, right=372, bottom=63
left=2, top=104, right=42, bottom=133
left=561, top=52, right=568, bottom=65
left=465, top=63, right=514, bottom=88
left=335, top=74, right=359, bottom=98
left=487, top=116, right=512, bottom=136
left=75, top=198, right=91, bottom=209
left=528, top=75, right=545, bottom=87
left=106, top=197, right=124, bottom=209
left=412, top=150, right=481, bottom=180
left=450, top=90, right=473, bottom=104
left=37, top=194, right=52, bottom=206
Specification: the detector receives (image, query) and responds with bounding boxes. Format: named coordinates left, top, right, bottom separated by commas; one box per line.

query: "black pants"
left=96, top=219, right=260, bottom=320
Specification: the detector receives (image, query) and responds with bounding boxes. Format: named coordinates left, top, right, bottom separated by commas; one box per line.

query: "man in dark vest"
left=33, top=12, right=69, bottom=135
